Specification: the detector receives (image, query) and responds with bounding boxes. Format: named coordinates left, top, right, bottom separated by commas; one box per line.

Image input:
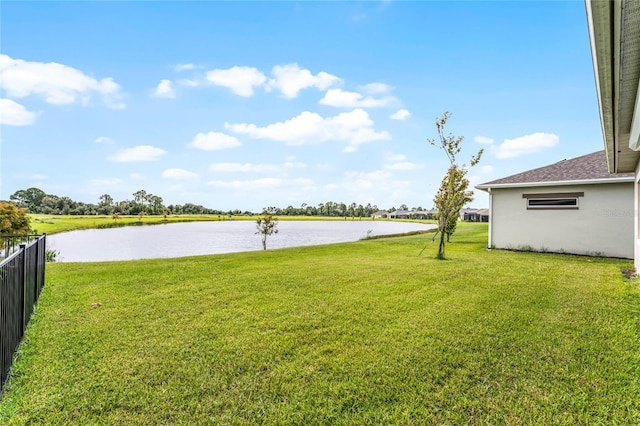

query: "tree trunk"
left=262, top=235, right=267, bottom=250
left=437, top=227, right=446, bottom=259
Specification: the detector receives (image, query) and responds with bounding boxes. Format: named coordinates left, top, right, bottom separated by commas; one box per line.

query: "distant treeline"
left=269, top=203, right=383, bottom=217
left=7, top=187, right=427, bottom=217
left=8, top=188, right=224, bottom=216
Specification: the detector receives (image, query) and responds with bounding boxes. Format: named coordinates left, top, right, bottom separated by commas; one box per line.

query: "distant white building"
left=388, top=210, right=411, bottom=219
left=371, top=210, right=388, bottom=219
left=463, top=209, right=489, bottom=222
left=388, top=210, right=434, bottom=220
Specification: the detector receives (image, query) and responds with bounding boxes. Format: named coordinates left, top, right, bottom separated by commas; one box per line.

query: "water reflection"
left=48, top=220, right=436, bottom=262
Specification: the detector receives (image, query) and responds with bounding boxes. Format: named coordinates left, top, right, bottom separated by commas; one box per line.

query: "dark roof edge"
left=476, top=176, right=634, bottom=191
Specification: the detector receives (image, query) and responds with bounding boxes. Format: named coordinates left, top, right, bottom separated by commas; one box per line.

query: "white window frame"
left=522, top=192, right=583, bottom=210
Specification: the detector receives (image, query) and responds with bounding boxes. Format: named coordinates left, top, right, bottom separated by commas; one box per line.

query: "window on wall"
left=522, top=192, right=583, bottom=210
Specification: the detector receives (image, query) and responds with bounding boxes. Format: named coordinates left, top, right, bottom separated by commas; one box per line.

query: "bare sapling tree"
left=255, top=210, right=279, bottom=250
left=428, top=112, right=483, bottom=260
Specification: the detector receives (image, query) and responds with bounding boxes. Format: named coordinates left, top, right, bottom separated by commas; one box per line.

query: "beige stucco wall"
left=635, top=164, right=640, bottom=270
left=489, top=183, right=633, bottom=258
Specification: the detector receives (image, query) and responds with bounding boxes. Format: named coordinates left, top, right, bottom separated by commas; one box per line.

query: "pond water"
left=47, top=220, right=436, bottom=262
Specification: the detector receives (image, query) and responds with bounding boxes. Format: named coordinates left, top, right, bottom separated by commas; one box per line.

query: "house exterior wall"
left=635, top=163, right=640, bottom=270
left=489, top=183, right=633, bottom=258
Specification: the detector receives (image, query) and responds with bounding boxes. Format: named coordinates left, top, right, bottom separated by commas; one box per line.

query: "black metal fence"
left=1, top=234, right=43, bottom=261
left=0, top=235, right=46, bottom=392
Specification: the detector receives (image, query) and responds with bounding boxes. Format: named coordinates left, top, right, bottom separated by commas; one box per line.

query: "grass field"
left=28, top=214, right=387, bottom=235
left=1, top=223, right=639, bottom=424
left=29, top=214, right=250, bottom=235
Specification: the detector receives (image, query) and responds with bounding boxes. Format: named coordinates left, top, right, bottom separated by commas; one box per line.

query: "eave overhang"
left=475, top=176, right=634, bottom=192
left=586, top=0, right=640, bottom=173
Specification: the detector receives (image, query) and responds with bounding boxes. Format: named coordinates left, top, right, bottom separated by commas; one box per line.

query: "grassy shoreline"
left=29, top=214, right=428, bottom=235
left=1, top=223, right=639, bottom=424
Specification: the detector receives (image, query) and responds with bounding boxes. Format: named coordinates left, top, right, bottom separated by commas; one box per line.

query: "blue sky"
left=1, top=1, right=603, bottom=212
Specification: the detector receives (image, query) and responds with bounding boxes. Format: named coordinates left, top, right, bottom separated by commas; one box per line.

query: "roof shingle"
left=477, top=151, right=634, bottom=187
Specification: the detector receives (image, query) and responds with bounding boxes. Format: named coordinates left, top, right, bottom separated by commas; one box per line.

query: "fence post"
left=42, top=234, right=46, bottom=295
left=33, top=237, right=39, bottom=302
left=20, top=244, right=27, bottom=333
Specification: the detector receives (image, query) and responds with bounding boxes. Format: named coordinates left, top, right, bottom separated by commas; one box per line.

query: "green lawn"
left=1, top=223, right=639, bottom=424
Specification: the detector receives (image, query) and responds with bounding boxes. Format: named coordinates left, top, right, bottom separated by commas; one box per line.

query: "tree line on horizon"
left=8, top=188, right=223, bottom=216
left=265, top=202, right=429, bottom=217
left=7, top=187, right=429, bottom=218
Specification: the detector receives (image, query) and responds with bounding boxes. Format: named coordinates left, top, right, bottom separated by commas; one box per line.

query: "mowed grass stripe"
left=1, top=223, right=639, bottom=424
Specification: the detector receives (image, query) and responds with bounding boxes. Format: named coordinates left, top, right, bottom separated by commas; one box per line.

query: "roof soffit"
left=587, top=0, right=616, bottom=170
left=586, top=0, right=640, bottom=173
left=622, top=0, right=640, bottom=150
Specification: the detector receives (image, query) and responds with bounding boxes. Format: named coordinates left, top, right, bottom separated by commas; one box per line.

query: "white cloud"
left=385, top=162, right=422, bottom=171
left=267, top=63, right=341, bottom=98
left=340, top=169, right=415, bottom=206
left=109, top=146, right=167, bottom=162
left=390, top=109, right=411, bottom=121
left=474, top=136, right=495, bottom=145
left=0, top=98, right=38, bottom=126
left=384, top=152, right=424, bottom=171
left=174, top=63, right=197, bottom=71
left=95, top=136, right=114, bottom=144
left=0, top=54, right=125, bottom=109
left=162, top=168, right=198, bottom=180
left=29, top=174, right=48, bottom=180
left=479, top=165, right=493, bottom=174
left=316, top=163, right=334, bottom=172
left=360, top=82, right=392, bottom=94
left=188, top=132, right=242, bottom=151
left=209, top=162, right=278, bottom=173
left=225, top=108, right=391, bottom=152
left=207, top=177, right=313, bottom=190
left=496, top=132, right=559, bottom=159
left=205, top=66, right=266, bottom=96
left=468, top=164, right=494, bottom=187
left=209, top=161, right=306, bottom=173
left=385, top=152, right=406, bottom=162
left=283, top=161, right=307, bottom=169
left=208, top=177, right=283, bottom=189
left=155, top=80, right=176, bottom=98
left=319, top=89, right=397, bottom=108
left=89, top=178, right=122, bottom=185
left=286, top=177, right=314, bottom=186
left=177, top=78, right=200, bottom=87
left=351, top=13, right=368, bottom=23
left=344, top=170, right=392, bottom=190
left=324, top=183, right=338, bottom=191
